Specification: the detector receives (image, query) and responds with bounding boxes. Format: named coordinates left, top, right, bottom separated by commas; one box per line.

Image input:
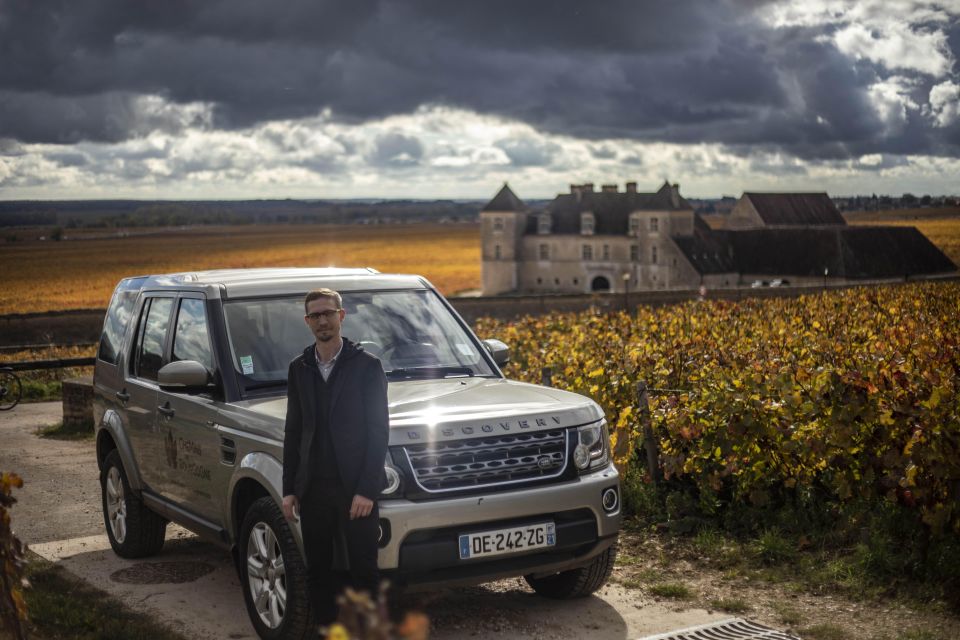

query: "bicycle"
left=0, top=367, right=22, bottom=411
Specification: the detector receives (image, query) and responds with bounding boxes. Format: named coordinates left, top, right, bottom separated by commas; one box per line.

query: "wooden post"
left=637, top=381, right=661, bottom=484
left=541, top=366, right=553, bottom=387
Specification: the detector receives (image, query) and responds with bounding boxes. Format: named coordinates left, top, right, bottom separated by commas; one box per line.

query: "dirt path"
left=0, top=401, right=103, bottom=544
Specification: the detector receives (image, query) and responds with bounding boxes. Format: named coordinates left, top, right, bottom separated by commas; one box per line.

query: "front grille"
left=401, top=429, right=568, bottom=493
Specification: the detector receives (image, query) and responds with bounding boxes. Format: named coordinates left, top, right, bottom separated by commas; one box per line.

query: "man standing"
left=282, top=288, right=389, bottom=625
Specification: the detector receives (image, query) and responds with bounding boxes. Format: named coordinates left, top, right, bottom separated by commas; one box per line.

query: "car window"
left=98, top=278, right=145, bottom=365
left=133, top=297, right=174, bottom=382
left=172, top=298, right=214, bottom=371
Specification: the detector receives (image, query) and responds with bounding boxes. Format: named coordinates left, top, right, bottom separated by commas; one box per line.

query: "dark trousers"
left=299, top=479, right=380, bottom=624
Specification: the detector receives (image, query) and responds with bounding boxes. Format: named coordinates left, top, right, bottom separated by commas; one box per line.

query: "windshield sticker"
left=240, top=355, right=254, bottom=375
left=455, top=343, right=473, bottom=356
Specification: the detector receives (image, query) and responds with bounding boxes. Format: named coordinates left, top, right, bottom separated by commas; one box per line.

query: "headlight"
left=382, top=464, right=401, bottom=495
left=576, top=421, right=609, bottom=472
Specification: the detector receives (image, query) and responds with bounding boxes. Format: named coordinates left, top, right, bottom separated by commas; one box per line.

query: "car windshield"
left=223, top=289, right=497, bottom=392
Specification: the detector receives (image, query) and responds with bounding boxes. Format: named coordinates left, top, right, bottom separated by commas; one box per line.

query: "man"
left=281, top=288, right=389, bottom=624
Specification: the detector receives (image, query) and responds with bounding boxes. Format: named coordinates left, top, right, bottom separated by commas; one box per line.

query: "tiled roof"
left=675, top=226, right=956, bottom=277
left=526, top=182, right=692, bottom=235
left=743, top=192, right=846, bottom=226
left=482, top=183, right=527, bottom=212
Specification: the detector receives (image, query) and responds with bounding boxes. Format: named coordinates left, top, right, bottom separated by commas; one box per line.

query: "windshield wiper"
left=385, top=366, right=475, bottom=379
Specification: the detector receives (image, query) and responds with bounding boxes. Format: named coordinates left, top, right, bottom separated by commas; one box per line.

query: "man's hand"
left=282, top=495, right=299, bottom=522
left=349, top=494, right=373, bottom=520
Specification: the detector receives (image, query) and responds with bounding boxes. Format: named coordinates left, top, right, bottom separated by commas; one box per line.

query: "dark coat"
left=282, top=338, right=389, bottom=501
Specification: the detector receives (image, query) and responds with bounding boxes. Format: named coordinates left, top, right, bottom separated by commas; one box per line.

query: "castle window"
left=651, top=245, right=658, bottom=264
left=493, top=217, right=504, bottom=232
left=602, top=244, right=610, bottom=260
left=630, top=245, right=639, bottom=261
left=650, top=217, right=659, bottom=232
left=538, top=213, right=552, bottom=234
left=573, top=278, right=579, bottom=285
left=580, top=212, right=595, bottom=235
left=537, top=277, right=543, bottom=285
left=539, top=244, right=549, bottom=260
left=582, top=244, right=593, bottom=260
left=495, top=245, right=502, bottom=260
left=629, top=216, right=640, bottom=235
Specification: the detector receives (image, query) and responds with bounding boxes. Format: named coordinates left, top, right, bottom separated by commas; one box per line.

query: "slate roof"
left=675, top=225, right=956, bottom=278
left=482, top=183, right=527, bottom=212
left=525, top=181, right=692, bottom=235
left=743, top=192, right=846, bottom=226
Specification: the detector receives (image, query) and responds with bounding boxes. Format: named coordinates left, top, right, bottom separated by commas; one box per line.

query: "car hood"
left=229, top=378, right=604, bottom=445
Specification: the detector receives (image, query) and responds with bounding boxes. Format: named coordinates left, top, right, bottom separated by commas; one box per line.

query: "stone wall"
left=62, top=376, right=94, bottom=431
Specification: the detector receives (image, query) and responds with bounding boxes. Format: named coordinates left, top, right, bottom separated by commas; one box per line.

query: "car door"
left=156, top=295, right=228, bottom=523
left=123, top=294, right=176, bottom=497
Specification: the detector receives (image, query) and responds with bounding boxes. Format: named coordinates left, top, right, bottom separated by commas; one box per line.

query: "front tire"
left=239, top=497, right=312, bottom=640
left=100, top=449, right=166, bottom=558
left=525, top=539, right=617, bottom=599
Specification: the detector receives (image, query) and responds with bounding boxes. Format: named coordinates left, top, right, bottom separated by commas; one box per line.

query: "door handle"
left=115, top=390, right=130, bottom=403
left=157, top=403, right=175, bottom=419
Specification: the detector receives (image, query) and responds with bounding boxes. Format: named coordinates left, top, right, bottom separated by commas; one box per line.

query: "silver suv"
left=93, top=268, right=621, bottom=639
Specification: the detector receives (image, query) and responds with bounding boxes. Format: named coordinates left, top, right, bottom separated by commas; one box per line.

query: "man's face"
left=304, top=298, right=346, bottom=343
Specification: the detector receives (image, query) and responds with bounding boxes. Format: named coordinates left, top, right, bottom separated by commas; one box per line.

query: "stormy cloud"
left=0, top=0, right=958, bottom=197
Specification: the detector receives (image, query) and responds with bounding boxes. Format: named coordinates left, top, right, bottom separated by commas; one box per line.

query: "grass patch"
left=771, top=602, right=802, bottom=626
left=22, top=555, right=187, bottom=640
left=36, top=420, right=94, bottom=441
left=618, top=577, right=645, bottom=590
left=19, top=378, right=63, bottom=403
left=708, top=598, right=750, bottom=613
left=649, top=582, right=693, bottom=599
left=751, top=529, right=796, bottom=565
left=799, top=623, right=850, bottom=640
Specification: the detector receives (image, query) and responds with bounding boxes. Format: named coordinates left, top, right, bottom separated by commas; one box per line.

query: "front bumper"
left=376, top=463, right=621, bottom=584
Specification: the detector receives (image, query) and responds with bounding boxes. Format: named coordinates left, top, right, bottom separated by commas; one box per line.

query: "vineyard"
left=475, top=282, right=960, bottom=555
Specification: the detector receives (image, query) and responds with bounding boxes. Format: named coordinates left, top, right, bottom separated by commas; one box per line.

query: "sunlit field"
left=0, top=223, right=480, bottom=315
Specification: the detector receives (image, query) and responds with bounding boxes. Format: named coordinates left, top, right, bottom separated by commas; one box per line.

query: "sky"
left=0, top=0, right=958, bottom=200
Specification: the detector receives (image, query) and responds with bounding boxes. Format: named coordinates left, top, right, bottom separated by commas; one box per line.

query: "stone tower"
left=480, top=183, right=527, bottom=295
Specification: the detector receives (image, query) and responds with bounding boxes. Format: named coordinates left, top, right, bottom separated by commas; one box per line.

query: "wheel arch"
left=228, top=452, right=302, bottom=554
left=96, top=409, right=143, bottom=491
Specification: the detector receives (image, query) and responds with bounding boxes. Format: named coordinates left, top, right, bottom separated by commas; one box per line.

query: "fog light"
left=574, top=444, right=590, bottom=470
left=602, top=487, right=619, bottom=513
left=383, top=465, right=401, bottom=495
left=377, top=519, right=391, bottom=548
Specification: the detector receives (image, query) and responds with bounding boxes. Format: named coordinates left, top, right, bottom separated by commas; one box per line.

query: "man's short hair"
left=304, top=288, right=343, bottom=313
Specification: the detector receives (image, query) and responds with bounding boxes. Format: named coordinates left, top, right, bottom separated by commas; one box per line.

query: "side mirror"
left=158, top=360, right=212, bottom=390
left=481, top=339, right=511, bottom=367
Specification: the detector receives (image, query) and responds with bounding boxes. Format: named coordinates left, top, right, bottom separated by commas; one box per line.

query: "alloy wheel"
left=246, top=522, right=287, bottom=629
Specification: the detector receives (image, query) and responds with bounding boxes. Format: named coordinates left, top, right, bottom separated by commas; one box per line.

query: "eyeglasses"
left=305, top=309, right=341, bottom=321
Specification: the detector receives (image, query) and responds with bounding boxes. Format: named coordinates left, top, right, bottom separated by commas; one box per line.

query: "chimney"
left=671, top=183, right=680, bottom=208
left=625, top=181, right=637, bottom=193
left=601, top=184, right=617, bottom=193
left=583, top=182, right=594, bottom=192
left=570, top=184, right=579, bottom=194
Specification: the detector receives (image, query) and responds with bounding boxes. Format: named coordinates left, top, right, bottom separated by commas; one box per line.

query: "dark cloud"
left=0, top=0, right=957, bottom=160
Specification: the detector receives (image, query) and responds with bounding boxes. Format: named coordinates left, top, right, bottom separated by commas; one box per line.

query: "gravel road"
left=2, top=402, right=728, bottom=639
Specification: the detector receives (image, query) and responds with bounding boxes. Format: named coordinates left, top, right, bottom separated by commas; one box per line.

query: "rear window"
left=97, top=278, right=146, bottom=365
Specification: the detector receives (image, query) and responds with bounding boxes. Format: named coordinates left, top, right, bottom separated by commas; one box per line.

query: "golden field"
left=0, top=223, right=480, bottom=315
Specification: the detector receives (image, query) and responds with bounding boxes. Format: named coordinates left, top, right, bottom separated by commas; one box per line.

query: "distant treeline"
left=0, top=199, right=486, bottom=228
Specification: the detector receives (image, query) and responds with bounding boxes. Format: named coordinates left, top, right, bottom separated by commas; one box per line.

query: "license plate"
left=458, top=522, right=556, bottom=560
